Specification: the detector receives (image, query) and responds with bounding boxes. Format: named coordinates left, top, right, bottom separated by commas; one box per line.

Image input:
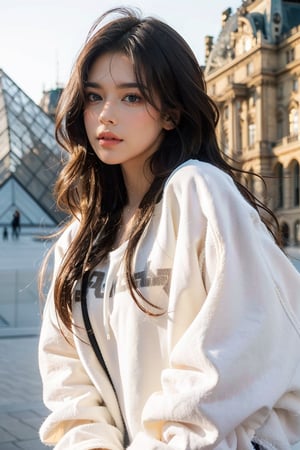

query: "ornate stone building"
left=205, top=0, right=300, bottom=245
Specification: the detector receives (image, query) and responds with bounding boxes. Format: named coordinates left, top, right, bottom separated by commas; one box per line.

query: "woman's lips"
left=97, top=132, right=123, bottom=147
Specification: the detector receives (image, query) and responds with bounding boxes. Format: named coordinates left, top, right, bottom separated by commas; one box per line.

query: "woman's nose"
left=99, top=102, right=117, bottom=125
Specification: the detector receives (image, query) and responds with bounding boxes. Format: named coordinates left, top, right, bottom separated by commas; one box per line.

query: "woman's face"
left=83, top=52, right=174, bottom=175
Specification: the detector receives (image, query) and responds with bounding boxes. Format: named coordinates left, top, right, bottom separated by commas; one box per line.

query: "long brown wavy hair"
left=48, top=7, right=280, bottom=331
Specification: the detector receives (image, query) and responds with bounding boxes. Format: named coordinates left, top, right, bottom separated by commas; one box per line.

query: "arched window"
left=275, top=163, right=284, bottom=208
left=293, top=162, right=300, bottom=206
left=289, top=107, right=299, bottom=136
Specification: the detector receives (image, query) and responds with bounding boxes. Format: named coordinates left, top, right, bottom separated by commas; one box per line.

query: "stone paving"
left=0, top=231, right=300, bottom=449
left=0, top=231, right=53, bottom=449
left=0, top=336, right=50, bottom=450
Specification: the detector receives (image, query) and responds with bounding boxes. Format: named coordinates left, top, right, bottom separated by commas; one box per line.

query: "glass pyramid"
left=0, top=69, right=65, bottom=227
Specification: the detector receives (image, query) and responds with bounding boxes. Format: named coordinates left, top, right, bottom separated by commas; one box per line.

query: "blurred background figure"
left=11, top=209, right=21, bottom=239
left=3, top=226, right=8, bottom=240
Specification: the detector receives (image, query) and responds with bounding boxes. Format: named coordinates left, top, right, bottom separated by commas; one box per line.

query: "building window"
left=248, top=122, right=256, bottom=147
left=286, top=48, right=295, bottom=64
left=289, top=107, right=299, bottom=136
left=286, top=50, right=290, bottom=64
left=238, top=118, right=243, bottom=151
left=227, top=74, right=233, bottom=84
left=280, top=222, right=290, bottom=246
left=293, top=78, right=298, bottom=92
left=243, top=36, right=252, bottom=53
left=275, top=163, right=284, bottom=208
left=291, top=48, right=295, bottom=61
left=293, top=162, right=300, bottom=207
left=247, top=62, right=254, bottom=76
left=295, top=220, right=300, bottom=246
left=248, top=91, right=256, bottom=107
left=277, top=114, right=283, bottom=140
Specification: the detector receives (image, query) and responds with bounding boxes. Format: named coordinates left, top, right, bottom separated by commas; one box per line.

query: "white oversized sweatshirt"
left=39, top=160, right=300, bottom=450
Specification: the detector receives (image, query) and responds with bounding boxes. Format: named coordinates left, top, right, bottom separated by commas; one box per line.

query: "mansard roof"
left=205, top=0, right=300, bottom=75
left=0, top=69, right=64, bottom=226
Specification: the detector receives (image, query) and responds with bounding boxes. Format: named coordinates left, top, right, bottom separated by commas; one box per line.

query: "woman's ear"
left=162, top=110, right=180, bottom=130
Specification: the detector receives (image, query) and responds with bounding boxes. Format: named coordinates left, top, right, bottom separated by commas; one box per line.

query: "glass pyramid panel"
left=0, top=178, right=56, bottom=226
left=0, top=69, right=66, bottom=225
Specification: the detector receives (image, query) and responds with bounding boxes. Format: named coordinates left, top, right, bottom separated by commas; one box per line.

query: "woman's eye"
left=85, top=92, right=101, bottom=102
left=123, top=94, right=142, bottom=103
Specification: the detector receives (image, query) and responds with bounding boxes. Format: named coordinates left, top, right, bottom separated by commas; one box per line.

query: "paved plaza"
left=0, top=230, right=300, bottom=449
left=0, top=230, right=52, bottom=449
left=0, top=336, right=49, bottom=450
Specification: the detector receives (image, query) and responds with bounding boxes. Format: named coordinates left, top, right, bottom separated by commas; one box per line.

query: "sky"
left=0, top=0, right=242, bottom=104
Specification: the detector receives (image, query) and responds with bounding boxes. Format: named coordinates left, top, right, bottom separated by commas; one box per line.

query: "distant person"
left=3, top=226, right=8, bottom=240
left=39, top=8, right=300, bottom=450
left=11, top=210, right=20, bottom=239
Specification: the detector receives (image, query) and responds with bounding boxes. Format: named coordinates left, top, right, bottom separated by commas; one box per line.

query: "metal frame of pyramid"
left=0, top=69, right=65, bottom=227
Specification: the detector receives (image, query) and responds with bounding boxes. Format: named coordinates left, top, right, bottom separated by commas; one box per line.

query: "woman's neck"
left=122, top=164, right=153, bottom=209
left=112, top=164, right=152, bottom=250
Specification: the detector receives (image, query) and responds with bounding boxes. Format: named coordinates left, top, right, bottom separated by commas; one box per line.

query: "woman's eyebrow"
left=84, top=81, right=146, bottom=90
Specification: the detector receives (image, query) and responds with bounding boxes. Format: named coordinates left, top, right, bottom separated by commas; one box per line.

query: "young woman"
left=39, top=8, right=300, bottom=450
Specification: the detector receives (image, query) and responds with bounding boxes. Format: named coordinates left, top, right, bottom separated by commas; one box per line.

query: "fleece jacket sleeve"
left=128, top=162, right=300, bottom=450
